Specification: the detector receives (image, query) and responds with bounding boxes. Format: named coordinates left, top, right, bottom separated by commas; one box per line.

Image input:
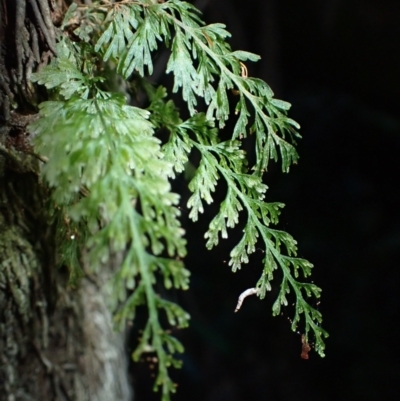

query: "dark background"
left=132, top=1, right=400, bottom=400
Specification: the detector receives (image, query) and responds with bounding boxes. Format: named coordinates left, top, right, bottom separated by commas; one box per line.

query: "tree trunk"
left=0, top=1, right=132, bottom=400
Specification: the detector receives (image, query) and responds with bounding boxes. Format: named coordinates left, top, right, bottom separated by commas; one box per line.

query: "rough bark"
left=0, top=1, right=132, bottom=400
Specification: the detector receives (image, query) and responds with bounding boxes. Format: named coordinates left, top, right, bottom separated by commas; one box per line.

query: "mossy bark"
left=0, top=1, right=132, bottom=400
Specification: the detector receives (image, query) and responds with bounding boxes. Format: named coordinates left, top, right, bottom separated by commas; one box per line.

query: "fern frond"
left=170, top=114, right=328, bottom=356
left=30, top=2, right=328, bottom=400
left=30, top=72, right=189, bottom=399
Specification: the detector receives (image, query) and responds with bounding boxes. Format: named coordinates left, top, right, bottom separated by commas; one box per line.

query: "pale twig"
left=234, top=288, right=259, bottom=312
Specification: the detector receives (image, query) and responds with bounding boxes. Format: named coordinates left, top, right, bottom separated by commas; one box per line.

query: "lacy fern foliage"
left=29, top=1, right=328, bottom=399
